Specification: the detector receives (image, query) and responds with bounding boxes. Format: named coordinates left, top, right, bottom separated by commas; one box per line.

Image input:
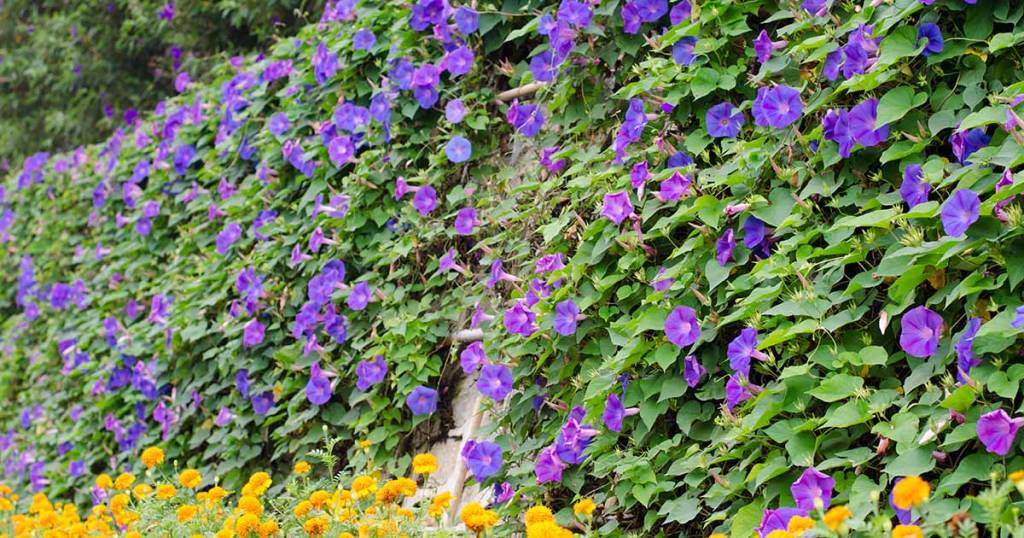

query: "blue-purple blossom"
left=413, top=185, right=438, bottom=215
left=791, top=467, right=835, bottom=511
left=899, top=305, right=943, bottom=358
left=754, top=30, right=787, bottom=64
left=664, top=306, right=700, bottom=347
left=506, top=101, right=545, bottom=137
left=706, top=102, right=744, bottom=138
left=407, top=385, right=438, bottom=415
left=446, top=136, right=472, bottom=163
left=684, top=354, right=705, bottom=387
left=242, top=319, right=265, bottom=348
left=716, top=229, right=736, bottom=266
left=306, top=362, right=333, bottom=405
left=752, top=85, right=803, bottom=129
left=940, top=189, right=980, bottom=237
left=672, top=37, right=698, bottom=65
left=454, top=207, right=478, bottom=235
left=477, top=364, right=513, bottom=401
left=950, top=128, right=990, bottom=165
left=899, top=164, right=930, bottom=207
left=356, top=355, right=388, bottom=391
left=504, top=300, right=538, bottom=337
left=727, top=327, right=768, bottom=376
left=553, top=299, right=580, bottom=336
left=955, top=318, right=982, bottom=383
left=454, top=7, right=479, bottom=33
left=916, top=23, right=944, bottom=57
left=353, top=28, right=376, bottom=50
left=602, top=393, right=639, bottom=432
left=977, top=409, right=1024, bottom=456
left=445, top=46, right=475, bottom=76
left=463, top=441, right=503, bottom=482
left=446, top=99, right=467, bottom=123
left=602, top=191, right=633, bottom=224
left=460, top=341, right=487, bottom=374
left=347, top=282, right=371, bottom=310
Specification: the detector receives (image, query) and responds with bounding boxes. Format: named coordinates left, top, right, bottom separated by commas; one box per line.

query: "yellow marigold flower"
left=824, top=506, right=853, bottom=530
left=1010, top=470, right=1024, bottom=482
left=358, top=439, right=372, bottom=449
left=293, top=500, right=313, bottom=519
left=109, top=494, right=130, bottom=514
left=526, top=521, right=576, bottom=538
left=351, top=475, right=377, bottom=498
left=178, top=469, right=202, bottom=489
left=428, top=492, right=453, bottom=518
left=573, top=498, right=596, bottom=518
left=156, top=484, right=177, bottom=500
left=96, top=474, right=114, bottom=490
left=0, top=484, right=14, bottom=496
left=892, top=524, right=923, bottom=538
left=892, top=476, right=930, bottom=510
left=339, top=534, right=355, bottom=538
left=525, top=505, right=555, bottom=526
left=259, top=519, right=280, bottom=537
left=764, top=532, right=793, bottom=538
left=304, top=490, right=328, bottom=510
left=293, top=461, right=311, bottom=475
left=787, top=515, right=814, bottom=534
left=461, top=502, right=499, bottom=533
left=176, top=505, right=199, bottom=523
left=396, top=506, right=415, bottom=519
left=709, top=534, right=729, bottom=538
left=303, top=516, right=329, bottom=536
left=395, top=477, right=417, bottom=497
left=132, top=484, right=152, bottom=499
left=125, top=532, right=142, bottom=538
left=412, top=453, right=438, bottom=475
left=238, top=495, right=263, bottom=516
left=206, top=486, right=229, bottom=503
left=235, top=512, right=261, bottom=537
left=114, top=473, right=135, bottom=490
left=333, top=489, right=352, bottom=508
left=0, top=497, right=11, bottom=512
left=243, top=472, right=272, bottom=497
left=140, top=447, right=165, bottom=469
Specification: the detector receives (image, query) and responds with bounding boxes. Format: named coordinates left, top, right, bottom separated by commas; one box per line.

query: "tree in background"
left=0, top=0, right=316, bottom=164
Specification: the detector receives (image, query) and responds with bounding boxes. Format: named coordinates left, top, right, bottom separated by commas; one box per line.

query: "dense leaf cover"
left=0, top=0, right=1023, bottom=535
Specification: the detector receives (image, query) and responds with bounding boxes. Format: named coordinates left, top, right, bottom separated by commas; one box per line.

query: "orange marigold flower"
left=96, top=474, right=113, bottom=490
left=1009, top=470, right=1024, bottom=482
left=293, top=500, right=313, bottom=519
left=308, top=490, right=331, bottom=509
left=293, top=461, right=311, bottom=475
left=114, top=473, right=135, bottom=490
left=892, top=476, right=930, bottom=510
left=525, top=505, right=555, bottom=526
left=412, top=453, right=438, bottom=475
left=140, top=447, right=165, bottom=469
left=764, top=531, right=793, bottom=538
left=573, top=498, right=596, bottom=518
left=178, top=469, right=202, bottom=489
left=238, top=495, right=263, bottom=516
left=176, top=505, right=199, bottom=523
left=132, top=484, right=152, bottom=499
left=461, top=502, right=499, bottom=533
left=526, top=521, right=576, bottom=538
left=259, top=519, right=280, bottom=537
left=235, top=513, right=261, bottom=537
left=787, top=515, right=814, bottom=534
left=709, top=534, right=728, bottom=538
left=303, top=516, right=329, bottom=536
left=892, top=524, right=923, bottom=538
left=206, top=486, right=229, bottom=503
left=824, top=506, right=853, bottom=530
left=156, top=484, right=177, bottom=500
left=351, top=475, right=377, bottom=498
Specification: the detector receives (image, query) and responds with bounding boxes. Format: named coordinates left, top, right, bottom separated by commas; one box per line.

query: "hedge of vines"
left=1, top=0, right=1024, bottom=535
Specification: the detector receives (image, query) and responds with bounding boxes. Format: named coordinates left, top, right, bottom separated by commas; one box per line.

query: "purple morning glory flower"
left=955, top=317, right=982, bottom=383
left=446, top=136, right=472, bottom=163
left=157, top=2, right=175, bottom=21
left=602, top=191, right=633, bottom=224
left=791, top=467, right=835, bottom=511
left=328, top=136, right=355, bottom=167
left=407, top=385, right=438, bottom=415
left=356, top=355, right=388, bottom=391
left=445, top=46, right=475, bottom=76
left=269, top=112, right=289, bottom=136
left=446, top=99, right=467, bottom=123
left=306, top=362, right=333, bottom=406
left=940, top=189, right=980, bottom=237
left=635, top=0, right=668, bottom=21
left=602, top=393, right=639, bottom=432
left=413, top=185, right=438, bottom=215
left=463, top=441, right=503, bottom=482
left=916, top=23, right=944, bottom=57
left=530, top=51, right=559, bottom=82
left=727, top=327, right=769, bottom=376
left=454, top=207, right=479, bottom=235
left=665, top=306, right=700, bottom=348
left=754, top=30, right=787, bottom=64
left=353, top=28, right=375, bottom=50
left=900, top=305, right=943, bottom=358
left=242, top=319, right=265, bottom=348
left=460, top=341, right=487, bottom=374
left=216, top=223, right=242, bottom=255
left=670, top=1, right=691, bottom=24
left=658, top=172, right=691, bottom=202
left=347, top=282, right=371, bottom=310
left=454, top=7, right=479, bottom=34
left=215, top=407, right=234, bottom=427
left=250, top=393, right=276, bottom=419
left=977, top=409, right=1024, bottom=455
left=950, top=128, right=990, bottom=165
left=899, top=164, right=930, bottom=207
left=652, top=267, right=674, bottom=292
left=752, top=85, right=803, bottom=129
left=535, top=253, right=565, bottom=273
left=313, top=42, right=339, bottom=85
left=706, top=102, right=745, bottom=138
left=477, top=364, right=513, bottom=401
left=672, top=37, right=698, bottom=65
left=553, top=299, right=581, bottom=336
left=504, top=300, right=538, bottom=337
left=535, top=445, right=567, bottom=483
left=758, top=507, right=808, bottom=537
left=1013, top=306, right=1024, bottom=329
left=726, top=374, right=754, bottom=410
left=631, top=161, right=650, bottom=189
left=684, top=355, right=705, bottom=387
left=743, top=215, right=767, bottom=248
left=506, top=101, right=545, bottom=137
left=175, top=72, right=190, bottom=93
left=486, top=259, right=519, bottom=288
left=716, top=228, right=736, bottom=266
left=412, top=64, right=441, bottom=108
